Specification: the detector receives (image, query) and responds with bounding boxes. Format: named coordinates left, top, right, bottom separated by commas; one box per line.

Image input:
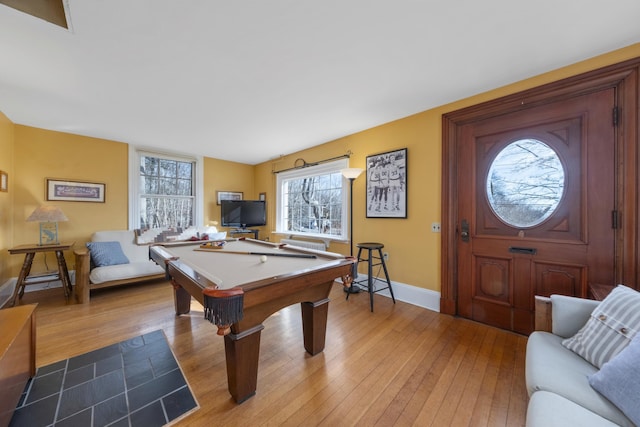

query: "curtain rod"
left=272, top=153, right=351, bottom=174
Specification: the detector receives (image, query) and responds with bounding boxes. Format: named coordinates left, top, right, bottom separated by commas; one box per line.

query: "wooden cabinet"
left=0, top=304, right=36, bottom=427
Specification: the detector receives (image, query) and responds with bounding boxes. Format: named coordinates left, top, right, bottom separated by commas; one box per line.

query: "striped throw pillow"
left=562, top=285, right=640, bottom=368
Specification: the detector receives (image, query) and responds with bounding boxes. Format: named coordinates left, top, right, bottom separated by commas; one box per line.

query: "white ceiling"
left=1, top=1, right=639, bottom=165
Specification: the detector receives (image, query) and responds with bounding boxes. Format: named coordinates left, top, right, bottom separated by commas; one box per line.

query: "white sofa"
left=74, top=230, right=165, bottom=303
left=74, top=228, right=225, bottom=303
left=526, top=294, right=636, bottom=427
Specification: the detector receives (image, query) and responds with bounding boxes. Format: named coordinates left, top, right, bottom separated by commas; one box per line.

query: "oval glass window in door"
left=486, top=139, right=565, bottom=228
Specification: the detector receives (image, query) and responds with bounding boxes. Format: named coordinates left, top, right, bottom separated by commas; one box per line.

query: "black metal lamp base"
left=344, top=285, right=361, bottom=294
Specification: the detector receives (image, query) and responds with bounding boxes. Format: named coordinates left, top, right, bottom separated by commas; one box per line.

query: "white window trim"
left=275, top=158, right=349, bottom=241
left=128, top=145, right=204, bottom=229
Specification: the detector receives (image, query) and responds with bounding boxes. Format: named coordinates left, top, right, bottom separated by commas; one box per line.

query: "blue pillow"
left=86, top=241, right=130, bottom=267
left=589, top=333, right=640, bottom=425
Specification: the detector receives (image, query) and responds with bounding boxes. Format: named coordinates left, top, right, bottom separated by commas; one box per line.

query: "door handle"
left=460, top=219, right=470, bottom=242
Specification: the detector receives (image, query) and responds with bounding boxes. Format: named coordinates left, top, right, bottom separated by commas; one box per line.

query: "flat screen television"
left=220, top=200, right=266, bottom=228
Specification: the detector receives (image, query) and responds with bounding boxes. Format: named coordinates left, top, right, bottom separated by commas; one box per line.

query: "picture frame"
left=0, top=171, right=7, bottom=192
left=366, top=148, right=407, bottom=218
left=217, top=191, right=243, bottom=205
left=46, top=179, right=105, bottom=203
left=259, top=192, right=266, bottom=201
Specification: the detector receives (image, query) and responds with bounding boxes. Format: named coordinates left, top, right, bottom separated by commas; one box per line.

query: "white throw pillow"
left=562, top=284, right=640, bottom=368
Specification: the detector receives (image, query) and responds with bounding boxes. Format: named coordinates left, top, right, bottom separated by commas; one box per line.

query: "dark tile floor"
left=10, top=330, right=198, bottom=427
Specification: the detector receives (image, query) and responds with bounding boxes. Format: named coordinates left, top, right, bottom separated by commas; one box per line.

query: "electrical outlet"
left=431, top=222, right=441, bottom=233
left=383, top=252, right=389, bottom=261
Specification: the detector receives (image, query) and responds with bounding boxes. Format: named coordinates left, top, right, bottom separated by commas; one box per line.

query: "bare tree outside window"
left=486, top=139, right=565, bottom=227
left=277, top=159, right=349, bottom=239
left=283, top=173, right=343, bottom=236
left=139, top=155, right=195, bottom=228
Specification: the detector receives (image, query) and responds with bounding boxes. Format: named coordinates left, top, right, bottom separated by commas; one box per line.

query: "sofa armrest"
left=550, top=294, right=600, bottom=338
left=74, top=247, right=90, bottom=304
left=535, top=294, right=601, bottom=336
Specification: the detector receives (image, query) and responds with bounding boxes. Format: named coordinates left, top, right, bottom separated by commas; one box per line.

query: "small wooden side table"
left=8, top=242, right=74, bottom=307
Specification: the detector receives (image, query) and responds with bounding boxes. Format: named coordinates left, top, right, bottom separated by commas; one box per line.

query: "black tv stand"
left=230, top=229, right=259, bottom=239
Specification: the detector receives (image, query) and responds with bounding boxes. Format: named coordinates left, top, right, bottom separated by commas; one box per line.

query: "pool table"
left=149, top=238, right=355, bottom=403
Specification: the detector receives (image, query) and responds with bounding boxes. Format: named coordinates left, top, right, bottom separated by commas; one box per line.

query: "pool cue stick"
left=196, top=249, right=316, bottom=259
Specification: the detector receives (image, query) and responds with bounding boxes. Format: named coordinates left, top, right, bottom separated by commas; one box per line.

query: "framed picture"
left=0, top=171, right=7, bottom=192
left=366, top=148, right=407, bottom=218
left=217, top=191, right=243, bottom=205
left=46, top=179, right=105, bottom=202
left=259, top=192, right=266, bottom=201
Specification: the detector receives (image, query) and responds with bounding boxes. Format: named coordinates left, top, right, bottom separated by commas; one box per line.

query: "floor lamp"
left=341, top=167, right=363, bottom=293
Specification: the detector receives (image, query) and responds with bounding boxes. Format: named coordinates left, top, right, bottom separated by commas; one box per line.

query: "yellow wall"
left=2, top=43, right=640, bottom=293
left=11, top=126, right=129, bottom=275
left=203, top=157, right=256, bottom=227
left=3, top=126, right=257, bottom=277
left=256, top=43, right=640, bottom=292
left=0, top=111, right=14, bottom=285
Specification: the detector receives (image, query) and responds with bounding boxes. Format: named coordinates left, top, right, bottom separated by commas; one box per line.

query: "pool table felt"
left=158, top=240, right=347, bottom=290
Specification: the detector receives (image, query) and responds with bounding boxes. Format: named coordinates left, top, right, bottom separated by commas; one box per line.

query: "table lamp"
left=341, top=167, right=363, bottom=293
left=27, top=205, right=68, bottom=245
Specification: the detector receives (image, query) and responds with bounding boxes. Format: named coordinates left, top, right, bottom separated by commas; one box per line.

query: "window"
left=129, top=148, right=203, bottom=229
left=276, top=159, right=349, bottom=240
left=486, top=139, right=565, bottom=227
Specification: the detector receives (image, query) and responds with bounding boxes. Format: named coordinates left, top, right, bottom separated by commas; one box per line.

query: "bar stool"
left=347, top=242, right=396, bottom=311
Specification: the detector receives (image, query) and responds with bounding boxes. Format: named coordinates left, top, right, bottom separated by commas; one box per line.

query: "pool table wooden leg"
left=301, top=297, right=330, bottom=355
left=173, top=282, right=192, bottom=315
left=224, top=325, right=264, bottom=403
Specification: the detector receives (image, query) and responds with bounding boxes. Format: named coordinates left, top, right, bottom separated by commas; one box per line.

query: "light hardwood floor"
left=17, top=281, right=528, bottom=426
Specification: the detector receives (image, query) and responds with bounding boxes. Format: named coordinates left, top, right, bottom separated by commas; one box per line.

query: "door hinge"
left=612, top=210, right=621, bottom=229
left=613, top=106, right=619, bottom=127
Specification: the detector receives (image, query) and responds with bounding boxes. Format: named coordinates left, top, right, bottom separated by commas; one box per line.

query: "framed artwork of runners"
left=366, top=148, right=407, bottom=218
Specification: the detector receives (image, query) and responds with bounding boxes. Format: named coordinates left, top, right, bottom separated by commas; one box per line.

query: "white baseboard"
left=1, top=271, right=76, bottom=307
left=341, top=275, right=441, bottom=313
left=2, top=271, right=441, bottom=313
left=0, top=278, right=16, bottom=307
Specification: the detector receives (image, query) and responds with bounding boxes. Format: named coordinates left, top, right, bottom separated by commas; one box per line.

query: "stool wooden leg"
left=368, top=249, right=374, bottom=312
left=377, top=249, right=395, bottom=303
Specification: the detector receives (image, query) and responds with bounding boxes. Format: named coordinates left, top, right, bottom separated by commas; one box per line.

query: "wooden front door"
left=455, top=88, right=616, bottom=334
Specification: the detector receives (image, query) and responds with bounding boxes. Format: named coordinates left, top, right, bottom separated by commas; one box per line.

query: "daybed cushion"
left=86, top=241, right=129, bottom=267
left=526, top=391, right=619, bottom=427
left=88, top=230, right=165, bottom=285
left=562, top=285, right=640, bottom=368
left=526, top=331, right=633, bottom=426
left=589, top=334, right=640, bottom=426
left=89, top=262, right=164, bottom=285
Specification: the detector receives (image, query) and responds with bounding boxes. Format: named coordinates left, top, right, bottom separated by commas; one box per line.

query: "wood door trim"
left=441, top=58, right=640, bottom=315
left=618, top=69, right=639, bottom=287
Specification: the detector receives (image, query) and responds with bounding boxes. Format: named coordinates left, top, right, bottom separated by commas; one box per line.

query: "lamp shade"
left=26, top=205, right=68, bottom=222
left=341, top=168, right=363, bottom=180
